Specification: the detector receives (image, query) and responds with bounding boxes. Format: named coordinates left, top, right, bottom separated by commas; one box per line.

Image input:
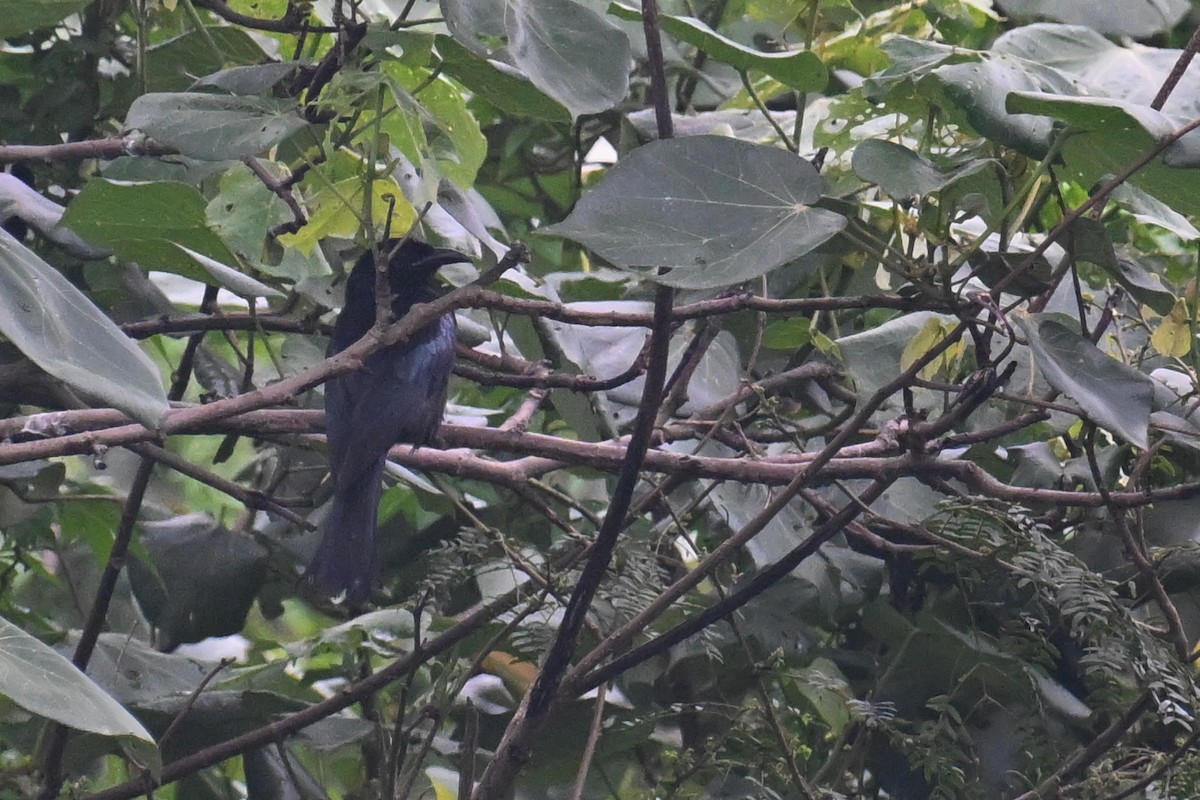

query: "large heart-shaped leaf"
left=541, top=135, right=846, bottom=289
left=0, top=231, right=168, bottom=427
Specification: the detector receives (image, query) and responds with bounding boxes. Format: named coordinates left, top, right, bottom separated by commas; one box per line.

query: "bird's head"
left=379, top=239, right=471, bottom=291
left=342, top=238, right=470, bottom=313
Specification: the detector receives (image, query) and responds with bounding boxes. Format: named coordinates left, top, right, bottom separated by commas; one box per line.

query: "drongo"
left=305, top=239, right=465, bottom=604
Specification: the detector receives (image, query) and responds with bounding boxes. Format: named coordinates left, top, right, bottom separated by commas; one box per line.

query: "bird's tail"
left=304, top=458, right=385, bottom=605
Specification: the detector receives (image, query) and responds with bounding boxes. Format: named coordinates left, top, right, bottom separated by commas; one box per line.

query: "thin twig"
left=192, top=0, right=337, bottom=33
left=394, top=708, right=440, bottom=800
left=458, top=702, right=479, bottom=800
left=159, top=658, right=236, bottom=750
left=244, top=157, right=307, bottom=234
left=1151, top=22, right=1200, bottom=110
left=127, top=441, right=314, bottom=528
left=569, top=683, right=608, bottom=800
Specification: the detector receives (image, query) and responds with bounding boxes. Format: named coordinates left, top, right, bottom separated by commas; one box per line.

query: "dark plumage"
left=305, top=239, right=465, bottom=604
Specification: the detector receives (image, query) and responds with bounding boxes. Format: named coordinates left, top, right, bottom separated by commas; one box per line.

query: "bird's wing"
left=328, top=315, right=457, bottom=492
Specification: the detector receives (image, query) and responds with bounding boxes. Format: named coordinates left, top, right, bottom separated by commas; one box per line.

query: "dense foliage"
left=5, top=0, right=1200, bottom=798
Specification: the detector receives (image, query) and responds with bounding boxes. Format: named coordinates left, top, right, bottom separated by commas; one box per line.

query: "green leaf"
left=316, top=609, right=416, bottom=654
left=1067, top=217, right=1175, bottom=315
left=1017, top=314, right=1153, bottom=448
left=124, top=93, right=308, bottom=161
left=541, top=136, right=846, bottom=289
left=192, top=62, right=302, bottom=96
left=763, top=317, right=814, bottom=350
left=362, top=28, right=437, bottom=67
left=792, top=658, right=852, bottom=735
left=863, top=38, right=967, bottom=94
left=435, top=35, right=569, bottom=122
left=851, top=139, right=993, bottom=198
left=627, top=106, right=798, bottom=144
left=244, top=746, right=326, bottom=799
left=837, top=312, right=958, bottom=409
left=1006, top=91, right=1174, bottom=140
left=918, top=55, right=1078, bottom=157
left=994, top=24, right=1200, bottom=117
left=1005, top=91, right=1200, bottom=215
left=0, top=231, right=169, bottom=428
left=864, top=36, right=1081, bottom=157
left=506, top=0, right=630, bottom=119
left=900, top=317, right=964, bottom=380
left=0, top=0, right=88, bottom=37
left=82, top=633, right=230, bottom=709
left=386, top=62, right=487, bottom=188
left=204, top=164, right=330, bottom=282
left=173, top=245, right=282, bottom=298
left=274, top=152, right=415, bottom=253
left=1111, top=184, right=1200, bottom=241
left=1110, top=258, right=1175, bottom=317
left=440, top=0, right=504, bottom=56
left=442, top=0, right=629, bottom=119
left=141, top=28, right=269, bottom=94
left=0, top=616, right=159, bottom=771
left=61, top=179, right=255, bottom=293
left=609, top=2, right=827, bottom=91
left=995, top=0, right=1188, bottom=37
left=1151, top=305, right=1192, bottom=358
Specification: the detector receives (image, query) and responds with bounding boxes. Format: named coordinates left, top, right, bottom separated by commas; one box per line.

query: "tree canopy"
left=4, top=0, right=1200, bottom=798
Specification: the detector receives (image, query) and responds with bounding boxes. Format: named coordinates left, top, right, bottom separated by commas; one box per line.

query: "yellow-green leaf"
left=1152, top=303, right=1193, bottom=358
left=900, top=317, right=962, bottom=380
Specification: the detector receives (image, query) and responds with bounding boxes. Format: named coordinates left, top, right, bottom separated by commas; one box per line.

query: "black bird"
left=305, top=239, right=466, bottom=604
